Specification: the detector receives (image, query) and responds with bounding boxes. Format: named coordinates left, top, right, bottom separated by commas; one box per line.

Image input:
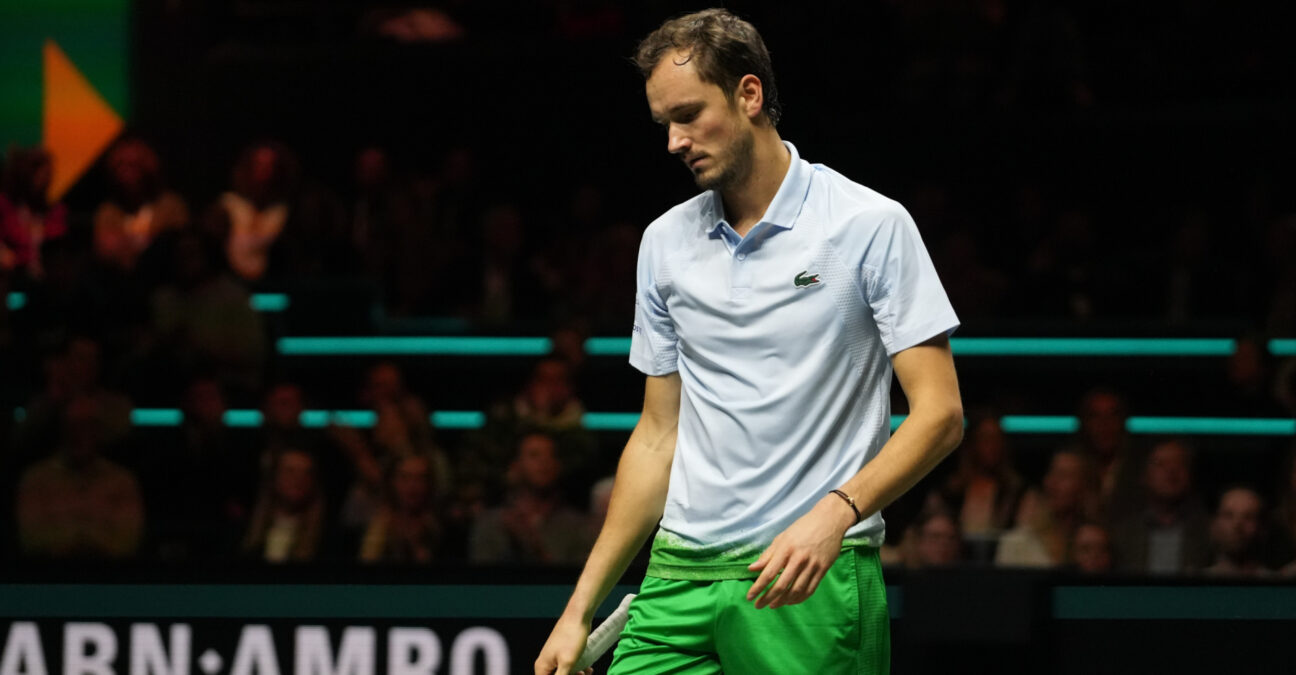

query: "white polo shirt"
left=630, top=142, right=959, bottom=580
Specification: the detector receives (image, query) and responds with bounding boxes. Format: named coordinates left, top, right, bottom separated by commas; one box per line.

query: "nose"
left=667, top=125, right=691, bottom=155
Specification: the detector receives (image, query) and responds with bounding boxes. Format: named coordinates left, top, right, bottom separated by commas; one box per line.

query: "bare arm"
left=748, top=333, right=963, bottom=608
left=535, top=372, right=681, bottom=675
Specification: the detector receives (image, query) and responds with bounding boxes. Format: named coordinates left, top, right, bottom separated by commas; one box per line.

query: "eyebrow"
left=651, top=100, right=704, bottom=125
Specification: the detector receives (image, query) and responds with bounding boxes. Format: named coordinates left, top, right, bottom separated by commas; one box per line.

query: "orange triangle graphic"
left=42, top=39, right=124, bottom=201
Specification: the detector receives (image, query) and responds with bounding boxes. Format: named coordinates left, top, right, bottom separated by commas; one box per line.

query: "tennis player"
left=536, top=8, right=963, bottom=674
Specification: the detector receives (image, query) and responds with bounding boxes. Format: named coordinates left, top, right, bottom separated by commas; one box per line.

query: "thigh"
left=715, top=548, right=890, bottom=675
left=607, top=576, right=723, bottom=675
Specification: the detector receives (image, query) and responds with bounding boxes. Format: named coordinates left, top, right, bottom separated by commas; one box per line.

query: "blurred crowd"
left=889, top=388, right=1296, bottom=577
left=3, top=0, right=1296, bottom=572
left=1, top=135, right=1292, bottom=576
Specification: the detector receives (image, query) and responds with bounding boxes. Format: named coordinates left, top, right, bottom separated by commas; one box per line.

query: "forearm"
left=560, top=416, right=676, bottom=625
left=838, top=405, right=963, bottom=522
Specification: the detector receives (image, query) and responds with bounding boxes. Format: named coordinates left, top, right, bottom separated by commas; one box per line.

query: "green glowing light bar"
left=431, top=410, right=486, bottom=429
left=581, top=412, right=642, bottom=430
left=580, top=337, right=1240, bottom=357
left=1000, top=416, right=1081, bottom=434
left=585, top=337, right=632, bottom=355
left=278, top=337, right=553, bottom=356
left=223, top=410, right=263, bottom=427
left=130, top=409, right=183, bottom=426
left=951, top=337, right=1236, bottom=356
left=1126, top=417, right=1296, bottom=436
left=249, top=293, right=290, bottom=312
left=1271, top=339, right=1296, bottom=356
left=17, top=407, right=1296, bottom=437
left=5, top=292, right=24, bottom=311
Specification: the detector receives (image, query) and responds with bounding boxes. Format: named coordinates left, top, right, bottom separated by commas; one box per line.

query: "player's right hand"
left=534, top=617, right=594, bottom=675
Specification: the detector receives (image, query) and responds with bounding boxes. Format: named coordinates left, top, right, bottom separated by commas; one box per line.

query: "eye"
left=676, top=109, right=700, bottom=124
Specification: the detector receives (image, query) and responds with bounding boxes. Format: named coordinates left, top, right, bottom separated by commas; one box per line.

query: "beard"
left=694, top=128, right=756, bottom=192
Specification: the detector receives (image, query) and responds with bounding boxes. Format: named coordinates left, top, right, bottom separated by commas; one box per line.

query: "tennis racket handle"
left=572, top=593, right=636, bottom=672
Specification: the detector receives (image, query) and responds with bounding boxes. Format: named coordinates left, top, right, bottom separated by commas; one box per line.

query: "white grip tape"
left=572, top=593, right=637, bottom=672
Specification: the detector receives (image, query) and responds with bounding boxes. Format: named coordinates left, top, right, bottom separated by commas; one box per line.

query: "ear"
left=735, top=74, right=765, bottom=121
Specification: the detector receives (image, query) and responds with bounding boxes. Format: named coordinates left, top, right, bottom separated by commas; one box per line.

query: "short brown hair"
left=634, top=8, right=782, bottom=126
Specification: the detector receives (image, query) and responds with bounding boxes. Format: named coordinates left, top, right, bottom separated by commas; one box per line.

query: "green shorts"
left=608, top=547, right=889, bottom=675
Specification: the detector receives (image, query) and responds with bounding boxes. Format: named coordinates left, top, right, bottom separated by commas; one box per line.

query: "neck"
left=721, top=130, right=790, bottom=236
left=1147, top=499, right=1183, bottom=527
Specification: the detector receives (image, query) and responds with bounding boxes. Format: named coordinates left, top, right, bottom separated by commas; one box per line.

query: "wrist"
left=820, top=493, right=857, bottom=535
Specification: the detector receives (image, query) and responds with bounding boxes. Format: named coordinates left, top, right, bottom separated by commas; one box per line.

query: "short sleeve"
left=860, top=208, right=960, bottom=356
left=628, top=228, right=679, bottom=375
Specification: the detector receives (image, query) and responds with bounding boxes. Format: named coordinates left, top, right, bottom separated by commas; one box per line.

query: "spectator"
left=204, top=141, right=298, bottom=283
left=906, top=509, right=963, bottom=569
left=927, top=414, right=1025, bottom=544
left=512, top=358, right=585, bottom=431
left=93, top=138, right=189, bottom=274
left=996, top=449, right=1097, bottom=568
left=257, top=381, right=348, bottom=513
left=12, top=336, right=133, bottom=464
left=1110, top=439, right=1211, bottom=574
left=148, top=229, right=267, bottom=395
left=0, top=146, right=67, bottom=281
left=15, top=394, right=144, bottom=559
left=240, top=448, right=326, bottom=563
left=443, top=473, right=488, bottom=561
left=1070, top=523, right=1114, bottom=574
left=1060, top=388, right=1144, bottom=521
left=1218, top=335, right=1284, bottom=416
left=204, top=141, right=344, bottom=283
left=332, top=362, right=449, bottom=533
left=469, top=432, right=591, bottom=565
left=359, top=453, right=442, bottom=563
left=462, top=203, right=556, bottom=325
left=344, top=145, right=406, bottom=278
left=1205, top=486, right=1271, bottom=577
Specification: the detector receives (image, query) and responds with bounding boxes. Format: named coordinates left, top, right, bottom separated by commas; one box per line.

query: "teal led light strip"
left=9, top=292, right=288, bottom=313
left=249, top=293, right=290, bottom=312
left=1127, top=417, right=1296, bottom=436
left=1271, top=339, right=1296, bottom=356
left=1000, top=416, right=1081, bottom=434
left=12, top=409, right=1296, bottom=436
left=431, top=410, right=487, bottom=429
left=582, top=412, right=642, bottom=430
left=1054, top=587, right=1296, bottom=620
left=585, top=337, right=632, bottom=355
left=585, top=337, right=1243, bottom=357
left=951, top=337, right=1236, bottom=356
left=130, top=409, right=184, bottom=426
left=278, top=337, right=553, bottom=356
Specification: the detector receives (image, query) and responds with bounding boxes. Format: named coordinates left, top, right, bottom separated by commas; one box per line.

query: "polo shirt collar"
left=706, top=141, right=812, bottom=235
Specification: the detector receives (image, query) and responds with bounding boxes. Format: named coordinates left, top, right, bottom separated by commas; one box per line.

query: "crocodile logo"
left=794, top=270, right=821, bottom=288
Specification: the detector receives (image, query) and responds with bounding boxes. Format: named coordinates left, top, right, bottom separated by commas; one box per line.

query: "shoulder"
left=807, top=166, right=915, bottom=248
left=637, top=192, right=711, bottom=280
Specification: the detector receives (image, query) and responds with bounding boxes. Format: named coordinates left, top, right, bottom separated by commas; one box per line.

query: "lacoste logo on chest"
left=794, top=270, right=822, bottom=288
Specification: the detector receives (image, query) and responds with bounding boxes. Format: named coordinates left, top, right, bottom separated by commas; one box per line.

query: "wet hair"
left=634, top=8, right=782, bottom=126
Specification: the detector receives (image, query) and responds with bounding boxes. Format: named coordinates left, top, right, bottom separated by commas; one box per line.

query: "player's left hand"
left=746, top=495, right=855, bottom=609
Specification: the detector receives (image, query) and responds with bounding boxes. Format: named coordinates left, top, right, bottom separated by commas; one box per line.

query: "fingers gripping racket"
left=572, top=593, right=637, bottom=672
